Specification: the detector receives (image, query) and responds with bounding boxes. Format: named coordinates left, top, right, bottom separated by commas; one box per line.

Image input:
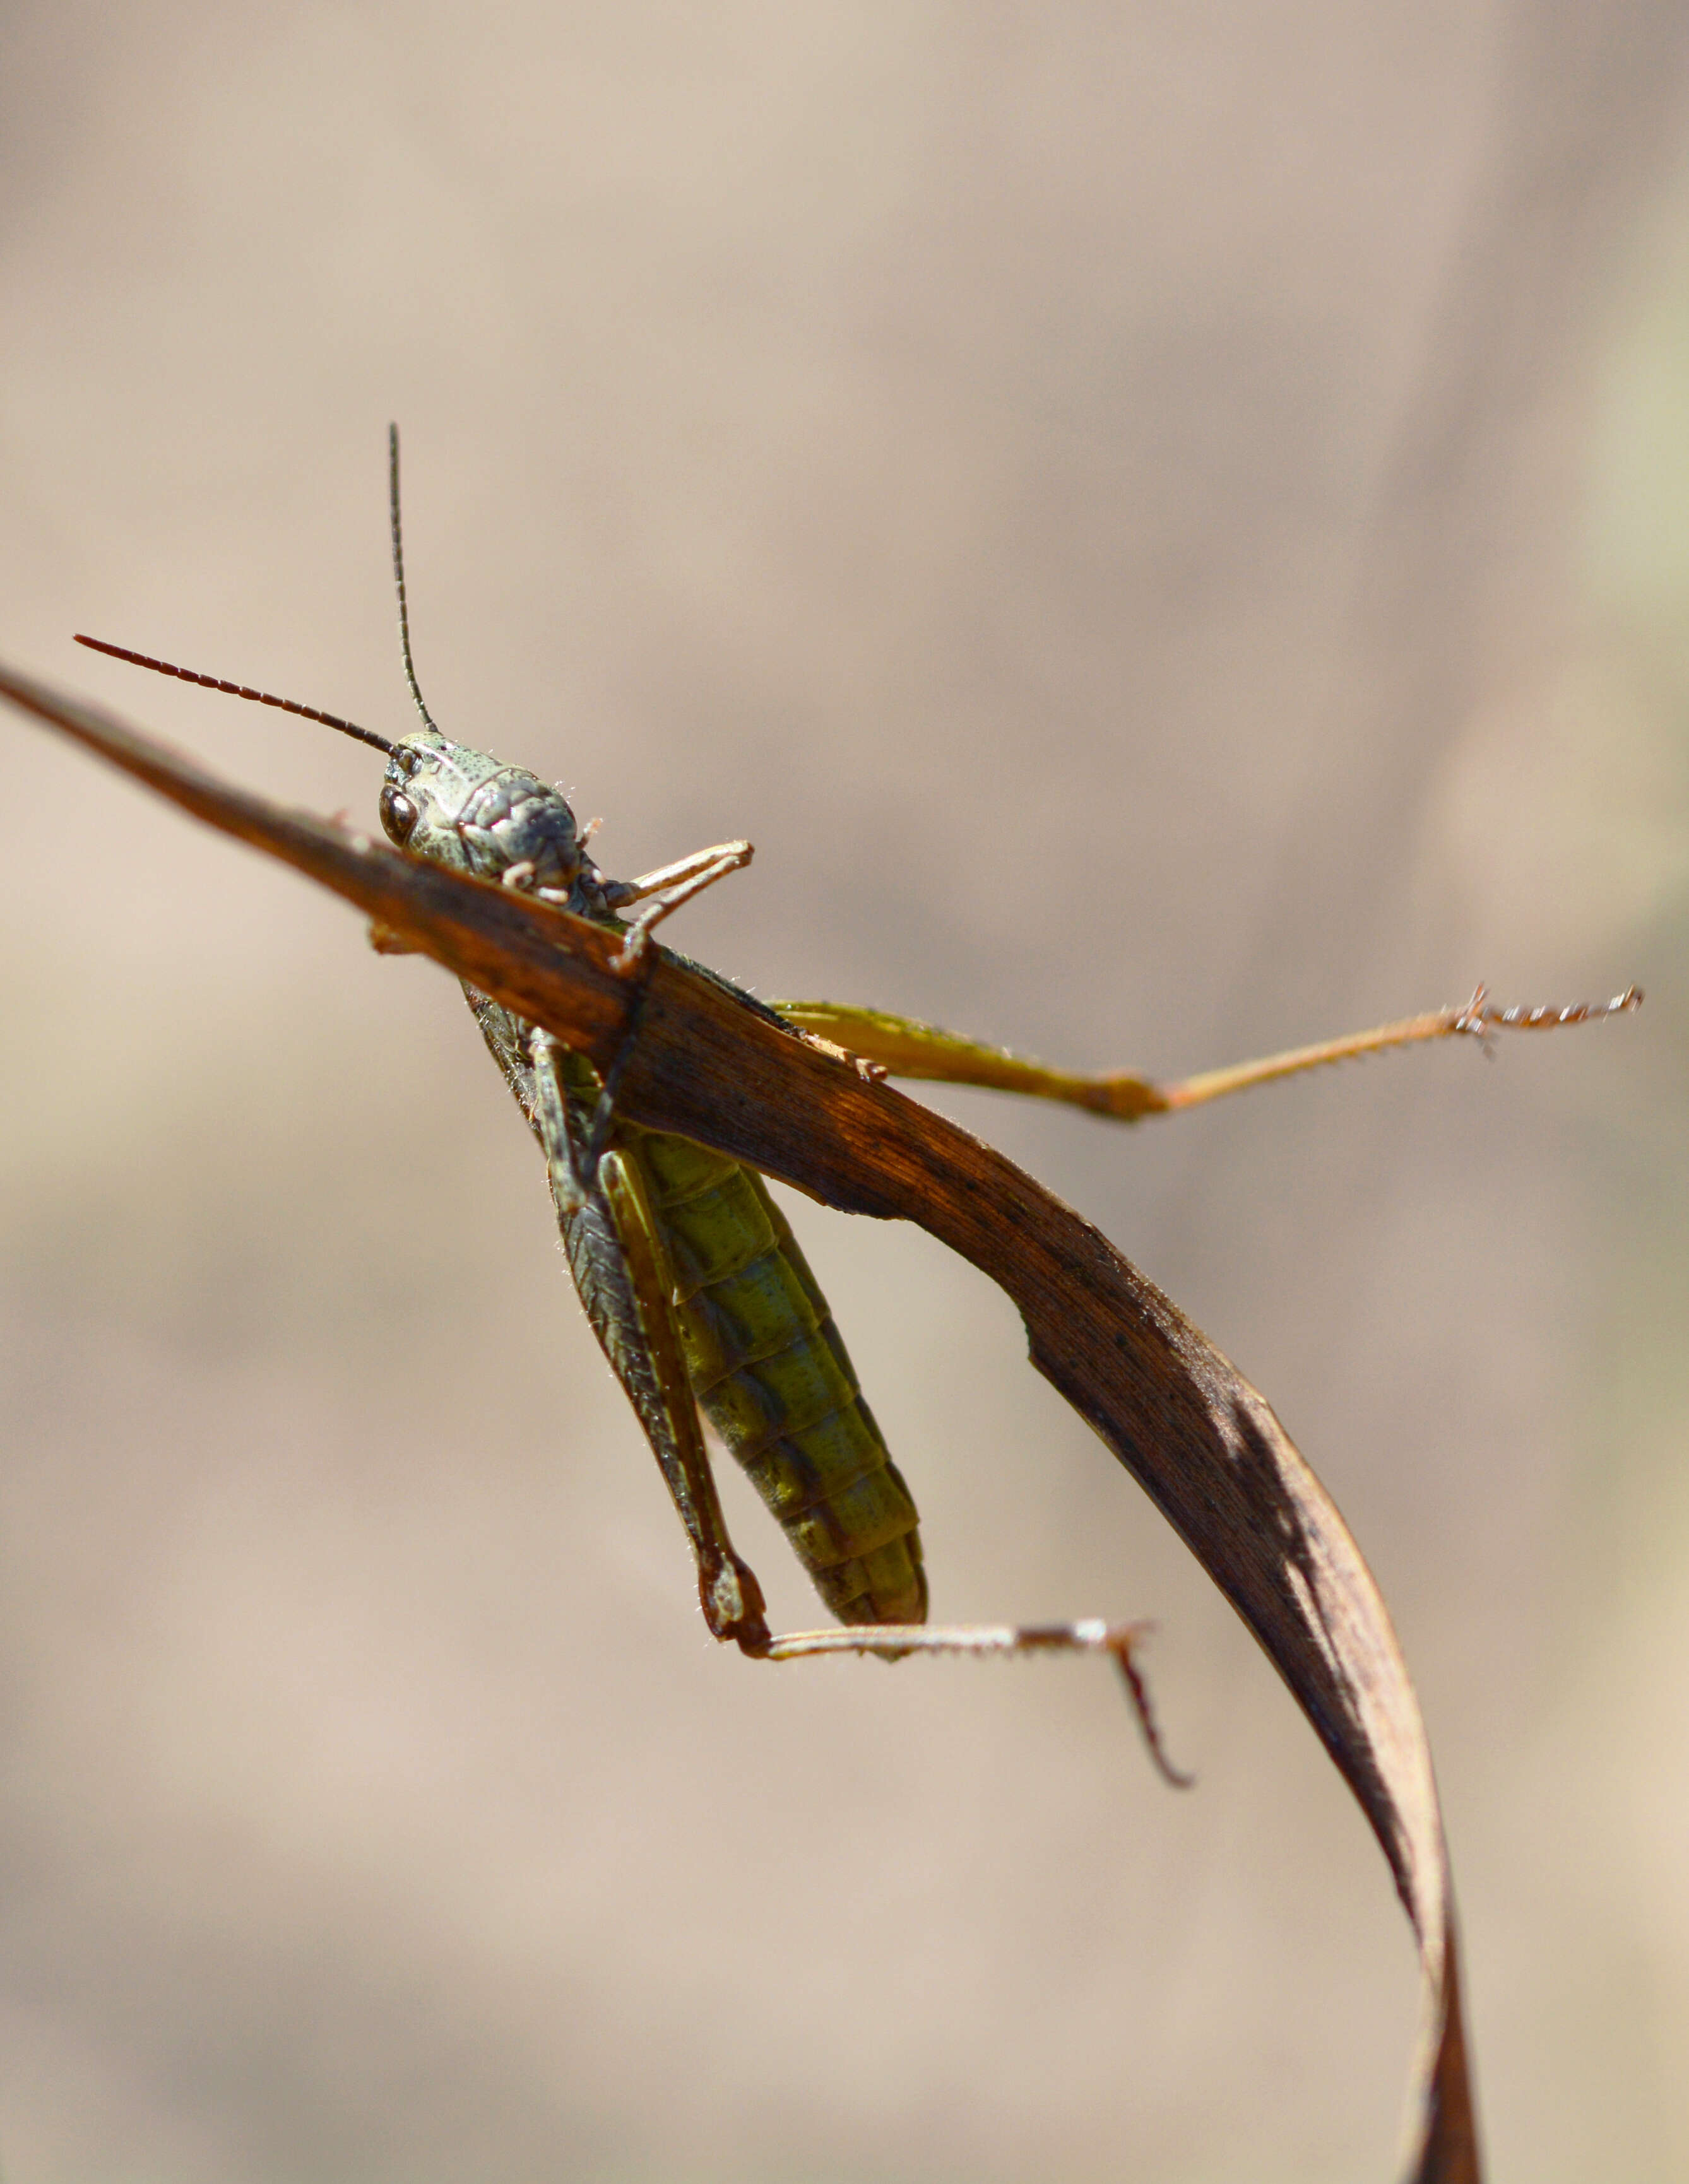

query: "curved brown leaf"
left=0, top=659, right=1479, bottom=2182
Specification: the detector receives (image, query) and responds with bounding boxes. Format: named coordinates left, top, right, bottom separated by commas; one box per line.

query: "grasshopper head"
left=77, top=435, right=602, bottom=914
left=377, top=732, right=588, bottom=900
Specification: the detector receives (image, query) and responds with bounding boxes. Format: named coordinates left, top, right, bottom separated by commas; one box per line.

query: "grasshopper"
left=72, top=429, right=1642, bottom=1736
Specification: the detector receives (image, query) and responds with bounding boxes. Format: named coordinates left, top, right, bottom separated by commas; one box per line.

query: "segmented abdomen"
left=625, top=1126, right=928, bottom=1626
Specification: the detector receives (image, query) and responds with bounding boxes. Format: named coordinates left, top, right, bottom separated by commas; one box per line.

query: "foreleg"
left=602, top=841, right=754, bottom=971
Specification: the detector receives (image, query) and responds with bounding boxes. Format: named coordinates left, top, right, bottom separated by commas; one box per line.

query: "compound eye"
left=380, top=783, right=419, bottom=846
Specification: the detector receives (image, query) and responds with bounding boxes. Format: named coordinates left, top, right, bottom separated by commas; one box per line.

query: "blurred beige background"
left=1, top=5, right=1686, bottom=2179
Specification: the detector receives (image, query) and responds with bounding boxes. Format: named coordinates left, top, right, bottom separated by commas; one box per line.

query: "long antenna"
left=388, top=422, right=441, bottom=737
left=73, top=634, right=397, bottom=755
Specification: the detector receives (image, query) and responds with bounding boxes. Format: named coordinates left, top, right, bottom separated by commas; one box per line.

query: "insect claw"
left=800, top=1030, right=886, bottom=1082
left=609, top=930, right=652, bottom=977
left=367, top=918, right=418, bottom=955
left=1452, top=984, right=1488, bottom=1037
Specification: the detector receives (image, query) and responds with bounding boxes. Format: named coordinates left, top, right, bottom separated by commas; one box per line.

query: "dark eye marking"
left=380, top=783, right=419, bottom=846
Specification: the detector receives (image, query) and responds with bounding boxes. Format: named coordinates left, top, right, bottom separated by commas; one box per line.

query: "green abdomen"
left=625, top=1126, right=928, bottom=1627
